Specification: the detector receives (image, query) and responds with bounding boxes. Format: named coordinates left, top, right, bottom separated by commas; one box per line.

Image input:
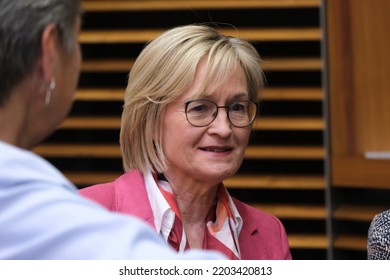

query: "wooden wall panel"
left=328, top=0, right=390, bottom=157
left=326, top=0, right=390, bottom=259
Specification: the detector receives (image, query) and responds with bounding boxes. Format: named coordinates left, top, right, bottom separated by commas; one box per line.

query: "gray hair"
left=0, top=0, right=82, bottom=105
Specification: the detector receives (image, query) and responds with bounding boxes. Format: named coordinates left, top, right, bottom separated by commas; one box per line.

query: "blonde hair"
left=120, top=24, right=264, bottom=173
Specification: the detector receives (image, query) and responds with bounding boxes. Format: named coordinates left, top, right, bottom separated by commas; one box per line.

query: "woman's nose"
left=207, top=109, right=232, bottom=138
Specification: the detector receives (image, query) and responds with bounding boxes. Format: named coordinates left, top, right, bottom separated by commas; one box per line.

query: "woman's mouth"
left=200, top=146, right=233, bottom=153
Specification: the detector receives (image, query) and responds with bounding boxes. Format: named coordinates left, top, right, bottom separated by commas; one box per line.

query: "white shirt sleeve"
left=0, top=142, right=225, bottom=260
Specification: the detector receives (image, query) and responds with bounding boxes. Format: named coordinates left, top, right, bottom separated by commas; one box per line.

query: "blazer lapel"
left=114, top=170, right=155, bottom=228
left=233, top=198, right=267, bottom=260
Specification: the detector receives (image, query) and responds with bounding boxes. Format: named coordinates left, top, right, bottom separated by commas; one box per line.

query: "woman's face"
left=162, top=60, right=252, bottom=186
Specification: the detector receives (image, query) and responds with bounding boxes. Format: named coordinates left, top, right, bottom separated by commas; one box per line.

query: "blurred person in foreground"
left=368, top=209, right=390, bottom=259
left=0, top=0, right=224, bottom=260
left=81, top=25, right=292, bottom=260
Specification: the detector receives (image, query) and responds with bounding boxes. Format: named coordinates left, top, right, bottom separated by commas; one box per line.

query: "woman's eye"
left=231, top=102, right=246, bottom=112
left=188, top=102, right=211, bottom=114
left=192, top=105, right=207, bottom=112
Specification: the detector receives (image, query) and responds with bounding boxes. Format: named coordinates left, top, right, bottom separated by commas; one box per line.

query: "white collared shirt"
left=143, top=169, right=243, bottom=257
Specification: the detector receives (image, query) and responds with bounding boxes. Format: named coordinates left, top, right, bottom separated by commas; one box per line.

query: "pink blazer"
left=80, top=169, right=292, bottom=260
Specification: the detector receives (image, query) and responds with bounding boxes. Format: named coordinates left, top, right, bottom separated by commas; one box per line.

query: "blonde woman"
left=81, top=25, right=292, bottom=260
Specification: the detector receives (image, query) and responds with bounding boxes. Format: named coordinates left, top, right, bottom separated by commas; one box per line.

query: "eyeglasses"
left=184, top=99, right=258, bottom=128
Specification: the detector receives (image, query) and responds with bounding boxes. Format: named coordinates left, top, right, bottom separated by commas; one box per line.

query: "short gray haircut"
left=0, top=0, right=82, bottom=105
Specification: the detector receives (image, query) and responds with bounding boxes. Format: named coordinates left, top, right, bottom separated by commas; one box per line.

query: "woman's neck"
left=163, top=172, right=218, bottom=225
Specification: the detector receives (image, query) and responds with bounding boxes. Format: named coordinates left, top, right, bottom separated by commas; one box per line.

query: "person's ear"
left=39, top=24, right=59, bottom=84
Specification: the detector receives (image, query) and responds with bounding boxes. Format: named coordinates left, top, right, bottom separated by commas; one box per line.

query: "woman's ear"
left=39, top=24, right=59, bottom=84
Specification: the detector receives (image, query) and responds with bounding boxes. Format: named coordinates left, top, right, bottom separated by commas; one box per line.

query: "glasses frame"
left=184, top=99, right=258, bottom=128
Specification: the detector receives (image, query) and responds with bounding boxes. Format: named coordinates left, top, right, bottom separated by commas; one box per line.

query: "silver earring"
left=45, top=79, right=56, bottom=105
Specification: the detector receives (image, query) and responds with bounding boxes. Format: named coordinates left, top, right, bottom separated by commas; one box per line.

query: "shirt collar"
left=144, top=170, right=175, bottom=242
left=143, top=170, right=243, bottom=247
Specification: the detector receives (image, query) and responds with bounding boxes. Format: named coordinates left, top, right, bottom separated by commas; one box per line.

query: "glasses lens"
left=228, top=101, right=257, bottom=127
left=185, top=99, right=257, bottom=127
left=185, top=99, right=216, bottom=127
